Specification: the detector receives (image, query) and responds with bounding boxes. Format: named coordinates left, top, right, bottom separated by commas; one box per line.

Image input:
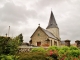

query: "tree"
left=0, top=33, right=24, bottom=55
left=18, top=33, right=23, bottom=45
left=0, top=36, right=9, bottom=54
left=0, top=36, right=18, bottom=55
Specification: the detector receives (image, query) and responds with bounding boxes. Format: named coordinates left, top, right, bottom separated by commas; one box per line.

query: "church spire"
left=46, top=11, right=58, bottom=29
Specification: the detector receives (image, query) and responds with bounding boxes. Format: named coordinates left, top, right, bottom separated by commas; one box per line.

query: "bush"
left=58, top=50, right=65, bottom=54
left=0, top=46, right=77, bottom=60
left=58, top=46, right=80, bottom=60
left=0, top=55, right=19, bottom=60
left=68, top=50, right=80, bottom=57
left=18, top=52, right=53, bottom=60
left=69, top=46, right=79, bottom=50
left=60, top=46, right=69, bottom=52
left=47, top=46, right=59, bottom=51
left=31, top=47, right=46, bottom=53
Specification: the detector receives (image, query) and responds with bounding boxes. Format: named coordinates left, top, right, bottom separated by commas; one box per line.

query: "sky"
left=0, top=0, right=80, bottom=43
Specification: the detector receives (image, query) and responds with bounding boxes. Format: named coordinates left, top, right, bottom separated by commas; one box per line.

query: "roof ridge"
left=40, top=27, right=56, bottom=39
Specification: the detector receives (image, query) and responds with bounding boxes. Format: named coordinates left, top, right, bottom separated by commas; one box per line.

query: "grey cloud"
left=60, top=12, right=80, bottom=42
left=0, top=2, right=28, bottom=36
left=16, top=27, right=37, bottom=42
left=0, top=2, right=38, bottom=39
left=32, top=0, right=80, bottom=43
left=33, top=0, right=80, bottom=43
left=32, top=0, right=66, bottom=11
left=0, top=2, right=27, bottom=23
left=0, top=0, right=7, bottom=4
left=0, top=0, right=80, bottom=43
left=0, top=2, right=38, bottom=24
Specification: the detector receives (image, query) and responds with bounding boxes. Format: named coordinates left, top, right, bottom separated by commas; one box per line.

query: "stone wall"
left=31, top=27, right=49, bottom=46
left=18, top=47, right=48, bottom=53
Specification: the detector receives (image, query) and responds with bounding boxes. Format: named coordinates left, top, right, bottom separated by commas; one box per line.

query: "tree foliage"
left=0, top=36, right=12, bottom=54
left=0, top=33, right=24, bottom=55
left=17, top=33, right=23, bottom=45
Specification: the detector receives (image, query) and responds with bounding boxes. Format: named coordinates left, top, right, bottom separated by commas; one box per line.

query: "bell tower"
left=46, top=11, right=60, bottom=40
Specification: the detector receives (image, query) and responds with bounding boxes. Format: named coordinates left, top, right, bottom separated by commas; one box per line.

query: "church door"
left=37, top=42, right=41, bottom=46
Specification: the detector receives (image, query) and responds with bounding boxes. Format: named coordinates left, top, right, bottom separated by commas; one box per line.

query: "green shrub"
left=68, top=50, right=80, bottom=57
left=0, top=55, right=19, bottom=60
left=60, top=46, right=69, bottom=52
left=58, top=50, right=65, bottom=54
left=69, top=46, right=79, bottom=50
left=18, top=52, right=53, bottom=60
left=17, top=46, right=80, bottom=60
left=47, top=46, right=59, bottom=51
left=31, top=47, right=46, bottom=53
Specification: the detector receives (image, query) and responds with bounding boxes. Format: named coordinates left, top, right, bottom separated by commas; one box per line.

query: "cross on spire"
left=38, top=24, right=40, bottom=26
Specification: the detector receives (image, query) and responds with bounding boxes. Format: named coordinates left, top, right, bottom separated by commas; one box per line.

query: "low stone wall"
left=18, top=46, right=48, bottom=52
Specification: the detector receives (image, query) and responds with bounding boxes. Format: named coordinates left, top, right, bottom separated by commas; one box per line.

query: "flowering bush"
left=48, top=50, right=58, bottom=60
left=17, top=46, right=80, bottom=60
left=47, top=46, right=80, bottom=60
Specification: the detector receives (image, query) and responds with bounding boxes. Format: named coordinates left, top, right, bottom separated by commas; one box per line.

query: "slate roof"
left=46, top=11, right=58, bottom=29
left=41, top=27, right=56, bottom=39
left=31, top=26, right=56, bottom=39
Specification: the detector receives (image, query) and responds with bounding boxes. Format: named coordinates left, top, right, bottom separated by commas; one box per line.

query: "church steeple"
left=46, top=11, right=58, bottom=29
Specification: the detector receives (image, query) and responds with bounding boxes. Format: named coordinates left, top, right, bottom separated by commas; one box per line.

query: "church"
left=29, top=11, right=61, bottom=47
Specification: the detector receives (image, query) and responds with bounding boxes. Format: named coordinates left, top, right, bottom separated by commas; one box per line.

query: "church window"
left=38, top=33, right=40, bottom=36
